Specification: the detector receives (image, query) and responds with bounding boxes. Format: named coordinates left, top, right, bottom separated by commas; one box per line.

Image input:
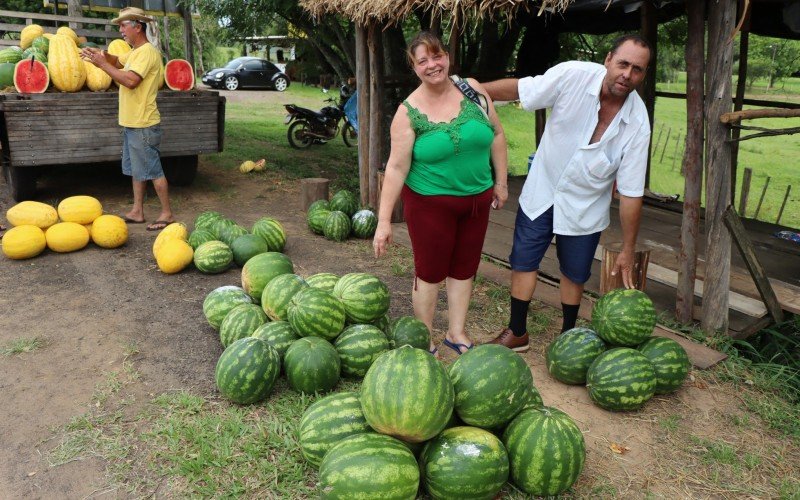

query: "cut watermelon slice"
left=14, top=57, right=49, bottom=94
left=164, top=59, right=194, bottom=91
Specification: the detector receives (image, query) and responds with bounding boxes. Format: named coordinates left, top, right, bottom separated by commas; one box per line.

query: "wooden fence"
left=0, top=9, right=120, bottom=48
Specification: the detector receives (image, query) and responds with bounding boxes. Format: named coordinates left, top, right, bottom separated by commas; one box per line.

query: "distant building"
left=243, top=36, right=295, bottom=72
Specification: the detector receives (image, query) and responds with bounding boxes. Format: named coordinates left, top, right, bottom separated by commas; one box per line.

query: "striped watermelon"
left=502, top=407, right=586, bottom=496
left=307, top=199, right=330, bottom=214
left=251, top=217, right=286, bottom=252
left=319, top=433, right=419, bottom=500
left=202, top=285, right=254, bottom=330
left=370, top=314, right=390, bottom=335
left=420, top=426, right=509, bottom=500
left=230, top=234, right=269, bottom=266
left=219, top=224, right=249, bottom=247
left=250, top=320, right=299, bottom=359
left=586, top=347, right=657, bottom=411
left=298, top=391, right=372, bottom=468
left=193, top=240, right=233, bottom=274
left=214, top=337, right=280, bottom=404
left=210, top=217, right=236, bottom=239
left=637, top=337, right=690, bottom=394
left=332, top=272, right=390, bottom=323
left=324, top=211, right=351, bottom=242
left=261, top=273, right=308, bottom=321
left=193, top=210, right=223, bottom=231
left=449, top=344, right=533, bottom=428
left=305, top=272, right=339, bottom=292
left=546, top=327, right=607, bottom=385
left=360, top=346, right=454, bottom=443
left=333, top=324, right=390, bottom=377
left=329, top=189, right=359, bottom=217
left=187, top=229, right=215, bottom=250
left=351, top=209, right=377, bottom=238
left=592, top=288, right=656, bottom=346
left=240, top=251, right=294, bottom=301
left=219, top=303, right=268, bottom=348
left=284, top=337, right=341, bottom=394
left=387, top=316, right=430, bottom=350
left=307, top=209, right=330, bottom=235
left=521, top=383, right=545, bottom=410
left=286, top=287, right=346, bottom=341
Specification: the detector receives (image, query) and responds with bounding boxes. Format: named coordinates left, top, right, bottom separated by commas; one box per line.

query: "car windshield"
left=224, top=59, right=245, bottom=69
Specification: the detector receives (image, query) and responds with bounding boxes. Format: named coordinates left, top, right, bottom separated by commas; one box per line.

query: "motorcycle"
left=284, top=85, right=358, bottom=149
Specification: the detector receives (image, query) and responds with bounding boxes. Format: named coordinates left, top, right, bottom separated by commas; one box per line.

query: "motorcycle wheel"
left=287, top=120, right=314, bottom=149
left=342, top=122, right=358, bottom=148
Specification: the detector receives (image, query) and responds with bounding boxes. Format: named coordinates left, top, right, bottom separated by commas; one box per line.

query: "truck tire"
left=162, top=155, right=198, bottom=186
left=4, top=166, right=37, bottom=201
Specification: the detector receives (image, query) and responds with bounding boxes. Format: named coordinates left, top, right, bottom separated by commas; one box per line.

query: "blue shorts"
left=509, top=205, right=601, bottom=284
left=122, top=125, right=164, bottom=181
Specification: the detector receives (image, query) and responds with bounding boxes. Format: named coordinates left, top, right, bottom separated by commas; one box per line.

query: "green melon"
left=586, top=347, right=657, bottom=411
left=332, top=272, right=390, bottom=323
left=193, top=240, right=233, bottom=273
left=283, top=336, right=341, bottom=394
left=637, top=337, right=690, bottom=394
left=250, top=320, right=299, bottom=359
left=351, top=209, right=378, bottom=238
left=520, top=383, right=545, bottom=410
left=261, top=273, right=308, bottom=321
left=0, top=63, right=15, bottom=88
left=370, top=314, right=390, bottom=335
left=449, top=344, right=534, bottom=429
left=286, top=287, right=346, bottom=341
left=546, top=327, right=607, bottom=385
left=210, top=217, right=236, bottom=239
left=329, top=189, right=359, bottom=217
left=230, top=233, right=269, bottom=267
left=21, top=48, right=47, bottom=63
left=307, top=208, right=330, bottom=235
left=240, top=251, right=294, bottom=301
left=592, top=288, right=656, bottom=346
left=0, top=48, right=22, bottom=64
left=194, top=210, right=223, bottom=232
left=305, top=272, right=339, bottom=292
left=251, top=217, right=286, bottom=252
left=219, top=303, right=268, bottom=348
left=298, top=391, right=372, bottom=468
left=361, top=346, right=454, bottom=443
left=387, top=316, right=430, bottom=350
left=307, top=199, right=330, bottom=214
left=218, top=224, right=249, bottom=247
left=31, top=36, right=49, bottom=53
left=333, top=324, right=390, bottom=378
left=214, top=337, right=280, bottom=404
left=187, top=229, right=216, bottom=250
left=502, top=407, right=586, bottom=496
left=202, top=285, right=254, bottom=330
left=324, top=211, right=351, bottom=242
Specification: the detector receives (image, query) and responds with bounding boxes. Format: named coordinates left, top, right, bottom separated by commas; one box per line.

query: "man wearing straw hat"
left=81, top=7, right=173, bottom=231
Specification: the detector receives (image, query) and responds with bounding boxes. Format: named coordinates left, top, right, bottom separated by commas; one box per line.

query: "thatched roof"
left=299, top=0, right=576, bottom=25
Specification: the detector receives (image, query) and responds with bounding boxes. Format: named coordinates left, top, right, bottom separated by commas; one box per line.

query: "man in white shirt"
left=483, top=35, right=652, bottom=352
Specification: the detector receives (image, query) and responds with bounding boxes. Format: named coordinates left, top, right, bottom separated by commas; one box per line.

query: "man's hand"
left=611, top=247, right=636, bottom=289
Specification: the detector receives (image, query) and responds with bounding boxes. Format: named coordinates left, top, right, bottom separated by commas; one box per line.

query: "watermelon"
left=194, top=210, right=223, bottom=232
left=193, top=240, right=233, bottom=273
left=286, top=287, right=346, bottom=341
left=0, top=48, right=23, bottom=64
left=586, top=347, right=657, bottom=411
left=31, top=36, right=49, bottom=53
left=250, top=321, right=299, bottom=359
left=351, top=209, right=378, bottom=238
left=283, top=336, right=340, bottom=394
left=261, top=273, right=308, bottom=321
left=370, top=314, right=390, bottom=335
left=333, top=324, right=389, bottom=377
left=546, top=327, right=607, bottom=385
left=361, top=346, right=454, bottom=443
left=218, top=224, right=248, bottom=247
left=319, top=433, right=419, bottom=500
left=164, top=58, right=194, bottom=91
left=521, top=383, right=545, bottom=410
left=307, top=199, right=330, bottom=214
left=329, top=189, right=359, bottom=216
left=210, top=217, right=236, bottom=239
left=502, top=407, right=586, bottom=496
left=592, top=288, right=656, bottom=346
left=230, top=233, right=268, bottom=266
left=298, top=391, right=372, bottom=468
left=420, top=426, right=509, bottom=500
left=305, top=272, right=339, bottom=292
left=14, top=58, right=49, bottom=94
left=251, top=217, right=286, bottom=252
left=387, top=316, right=430, bottom=350
left=187, top=229, right=215, bottom=250
left=0, top=63, right=15, bottom=88
left=323, top=211, right=351, bottom=242
left=449, top=344, right=533, bottom=429
left=202, top=285, right=253, bottom=330
left=214, top=337, right=280, bottom=404
left=637, top=337, right=690, bottom=394
left=332, top=272, right=390, bottom=323
left=240, top=251, right=294, bottom=301
left=307, top=208, right=330, bottom=235
left=218, top=303, right=268, bottom=348
left=21, top=48, right=47, bottom=64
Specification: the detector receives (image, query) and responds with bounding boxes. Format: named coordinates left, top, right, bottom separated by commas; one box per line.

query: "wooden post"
left=671, top=133, right=682, bottom=171
left=67, top=0, right=82, bottom=30
left=377, top=171, right=404, bottom=223
left=600, top=243, right=651, bottom=294
left=300, top=178, right=330, bottom=211
left=162, top=16, right=171, bottom=60
left=777, top=185, right=791, bottom=224
left=355, top=24, right=371, bottom=208
left=182, top=5, right=195, bottom=70
left=738, top=167, right=752, bottom=216
left=731, top=0, right=752, bottom=205
left=702, top=0, right=736, bottom=334
left=754, top=176, right=771, bottom=218
left=367, top=21, right=384, bottom=210
left=640, top=0, right=658, bottom=189
left=659, top=127, right=671, bottom=163
left=652, top=123, right=663, bottom=157
left=448, top=14, right=461, bottom=75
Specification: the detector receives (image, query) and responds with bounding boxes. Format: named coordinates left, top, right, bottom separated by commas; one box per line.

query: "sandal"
left=442, top=338, right=474, bottom=355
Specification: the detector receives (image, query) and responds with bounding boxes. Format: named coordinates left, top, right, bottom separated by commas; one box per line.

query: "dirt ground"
left=1, top=89, right=796, bottom=499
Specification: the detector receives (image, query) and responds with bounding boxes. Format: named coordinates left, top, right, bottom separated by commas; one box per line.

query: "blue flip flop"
left=429, top=346, right=439, bottom=356
left=442, top=338, right=474, bottom=355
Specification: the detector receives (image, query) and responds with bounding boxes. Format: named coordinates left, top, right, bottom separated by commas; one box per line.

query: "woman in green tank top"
left=373, top=31, right=509, bottom=357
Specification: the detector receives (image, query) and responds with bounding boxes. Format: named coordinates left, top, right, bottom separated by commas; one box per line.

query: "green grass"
left=1, top=337, right=45, bottom=355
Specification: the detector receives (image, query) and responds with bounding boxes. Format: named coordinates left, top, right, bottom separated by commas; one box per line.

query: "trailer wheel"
left=4, top=166, right=37, bottom=201
left=162, top=155, right=198, bottom=186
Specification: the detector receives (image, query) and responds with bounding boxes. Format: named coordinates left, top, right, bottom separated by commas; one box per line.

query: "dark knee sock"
left=508, top=297, right=531, bottom=336
left=561, top=303, right=580, bottom=332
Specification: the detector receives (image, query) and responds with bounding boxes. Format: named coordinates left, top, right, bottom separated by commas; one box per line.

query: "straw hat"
left=111, top=7, right=154, bottom=25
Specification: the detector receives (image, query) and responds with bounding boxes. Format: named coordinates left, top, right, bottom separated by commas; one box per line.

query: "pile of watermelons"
left=306, top=189, right=378, bottom=242
left=202, top=257, right=588, bottom=497
left=546, top=288, right=692, bottom=411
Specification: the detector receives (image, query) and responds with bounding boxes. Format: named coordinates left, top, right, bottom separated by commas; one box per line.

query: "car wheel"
left=273, top=76, right=288, bottom=92
left=224, top=76, right=239, bottom=91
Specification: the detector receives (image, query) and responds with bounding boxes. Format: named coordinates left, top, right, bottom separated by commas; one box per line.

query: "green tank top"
left=403, top=97, right=495, bottom=196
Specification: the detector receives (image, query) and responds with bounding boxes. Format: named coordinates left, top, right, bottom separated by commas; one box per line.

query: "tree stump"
left=599, top=242, right=651, bottom=294
left=377, top=171, right=404, bottom=223
left=300, top=178, right=330, bottom=212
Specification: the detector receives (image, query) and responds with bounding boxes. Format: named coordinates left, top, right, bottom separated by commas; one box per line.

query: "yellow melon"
left=20, top=24, right=44, bottom=50
left=156, top=238, right=194, bottom=274
left=6, top=201, right=58, bottom=229
left=45, top=222, right=90, bottom=253
left=2, top=225, right=46, bottom=259
left=107, top=39, right=132, bottom=57
left=152, top=222, right=188, bottom=258
left=48, top=34, right=86, bottom=92
left=56, top=26, right=80, bottom=45
left=57, top=195, right=103, bottom=224
left=91, top=215, right=128, bottom=248
left=83, top=60, right=112, bottom=91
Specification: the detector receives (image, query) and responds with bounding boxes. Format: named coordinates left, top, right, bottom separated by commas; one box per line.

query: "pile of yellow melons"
left=2, top=196, right=128, bottom=260
left=152, top=222, right=194, bottom=274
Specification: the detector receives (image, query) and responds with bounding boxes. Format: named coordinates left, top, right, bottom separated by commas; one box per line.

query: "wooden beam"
left=355, top=24, right=371, bottom=207
left=723, top=206, right=784, bottom=324
left=721, top=108, right=800, bottom=123
left=730, top=0, right=751, bottom=204
left=182, top=4, right=195, bottom=70
left=640, top=0, right=658, bottom=189
left=367, top=21, right=384, bottom=210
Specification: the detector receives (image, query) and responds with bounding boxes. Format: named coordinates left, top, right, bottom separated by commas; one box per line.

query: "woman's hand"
left=492, top=182, right=508, bottom=210
left=373, top=221, right=393, bottom=258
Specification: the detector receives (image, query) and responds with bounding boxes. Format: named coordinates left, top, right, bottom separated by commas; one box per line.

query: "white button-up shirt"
left=518, top=61, right=651, bottom=236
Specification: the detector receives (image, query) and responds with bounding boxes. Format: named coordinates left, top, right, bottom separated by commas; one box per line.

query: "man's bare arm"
left=481, top=79, right=520, bottom=102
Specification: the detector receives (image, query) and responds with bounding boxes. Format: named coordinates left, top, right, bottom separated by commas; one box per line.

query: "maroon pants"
left=402, top=185, right=493, bottom=283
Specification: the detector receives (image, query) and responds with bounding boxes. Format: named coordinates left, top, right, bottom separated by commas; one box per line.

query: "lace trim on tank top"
left=402, top=98, right=493, bottom=153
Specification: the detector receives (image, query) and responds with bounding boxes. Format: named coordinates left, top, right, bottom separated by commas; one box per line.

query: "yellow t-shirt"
left=118, top=43, right=163, bottom=128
